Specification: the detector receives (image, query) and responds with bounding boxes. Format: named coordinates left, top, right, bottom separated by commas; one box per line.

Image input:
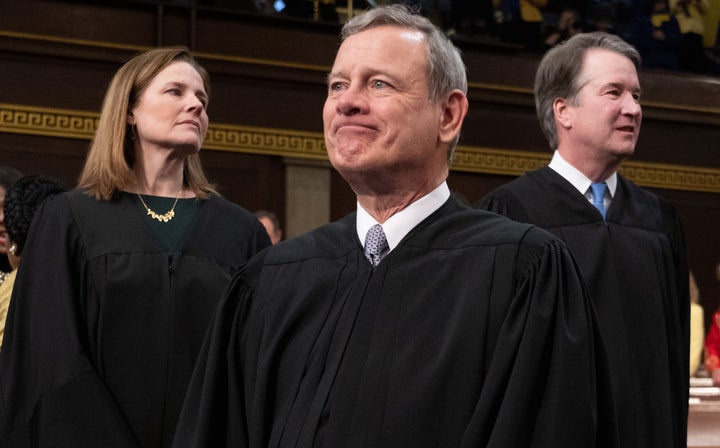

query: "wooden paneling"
left=1, top=0, right=719, bottom=316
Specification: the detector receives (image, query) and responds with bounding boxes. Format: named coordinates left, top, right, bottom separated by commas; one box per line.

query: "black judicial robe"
left=477, top=167, right=689, bottom=448
left=0, top=190, right=270, bottom=447
left=174, top=197, right=619, bottom=448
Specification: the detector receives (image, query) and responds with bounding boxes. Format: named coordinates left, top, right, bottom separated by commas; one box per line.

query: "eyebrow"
left=604, top=81, right=642, bottom=95
left=326, top=69, right=398, bottom=85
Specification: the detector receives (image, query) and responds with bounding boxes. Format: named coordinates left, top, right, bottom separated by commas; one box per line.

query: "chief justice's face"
left=323, top=25, right=447, bottom=189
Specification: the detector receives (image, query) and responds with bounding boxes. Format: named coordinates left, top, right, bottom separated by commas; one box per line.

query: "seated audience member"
left=0, top=175, right=66, bottom=349
left=671, top=0, right=712, bottom=72
left=544, top=7, right=584, bottom=49
left=631, top=0, right=683, bottom=70
left=497, top=0, right=548, bottom=52
left=0, top=166, right=22, bottom=277
left=587, top=2, right=620, bottom=34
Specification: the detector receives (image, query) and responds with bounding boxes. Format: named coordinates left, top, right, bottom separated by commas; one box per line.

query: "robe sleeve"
left=463, top=227, right=619, bottom=447
left=475, top=189, right=532, bottom=223
left=0, top=196, right=139, bottom=447
left=173, top=254, right=266, bottom=448
left=665, top=203, right=690, bottom=444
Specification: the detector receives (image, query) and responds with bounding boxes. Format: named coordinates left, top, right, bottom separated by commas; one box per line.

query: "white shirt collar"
left=357, top=182, right=450, bottom=251
left=548, top=151, right=617, bottom=198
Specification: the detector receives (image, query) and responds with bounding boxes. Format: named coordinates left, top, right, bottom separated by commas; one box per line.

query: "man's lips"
left=333, top=120, right=378, bottom=133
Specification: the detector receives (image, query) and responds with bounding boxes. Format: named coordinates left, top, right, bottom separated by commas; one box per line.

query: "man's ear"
left=438, top=90, right=469, bottom=144
left=554, top=97, right=573, bottom=129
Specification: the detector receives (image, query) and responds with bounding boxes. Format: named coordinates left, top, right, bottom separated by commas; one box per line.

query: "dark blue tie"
left=590, top=182, right=607, bottom=220
left=364, top=224, right=388, bottom=267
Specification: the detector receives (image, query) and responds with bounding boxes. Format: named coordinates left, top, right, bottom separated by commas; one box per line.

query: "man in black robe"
left=477, top=32, right=689, bottom=447
left=174, top=6, right=619, bottom=447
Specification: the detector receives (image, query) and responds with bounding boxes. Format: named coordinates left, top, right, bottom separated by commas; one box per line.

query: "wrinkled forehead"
left=576, top=48, right=639, bottom=87
left=333, top=27, right=429, bottom=83
left=336, top=25, right=427, bottom=61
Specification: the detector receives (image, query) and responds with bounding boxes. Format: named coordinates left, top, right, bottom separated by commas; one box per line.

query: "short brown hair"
left=534, top=32, right=641, bottom=150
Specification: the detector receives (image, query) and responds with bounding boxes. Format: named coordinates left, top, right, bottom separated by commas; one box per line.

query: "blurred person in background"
left=705, top=262, right=720, bottom=385
left=631, top=0, right=683, bottom=70
left=0, top=175, right=66, bottom=349
left=0, top=166, right=22, bottom=277
left=544, top=7, right=584, bottom=49
left=690, top=270, right=704, bottom=376
left=671, top=0, right=712, bottom=71
left=255, top=209, right=283, bottom=244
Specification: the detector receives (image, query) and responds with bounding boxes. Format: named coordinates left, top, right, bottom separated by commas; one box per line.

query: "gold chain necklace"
left=137, top=187, right=183, bottom=223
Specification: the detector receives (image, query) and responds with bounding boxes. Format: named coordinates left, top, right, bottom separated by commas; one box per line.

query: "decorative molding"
left=0, top=104, right=98, bottom=139
left=619, top=162, right=720, bottom=193
left=205, top=125, right=328, bottom=160
left=1, top=103, right=718, bottom=194
left=452, top=146, right=550, bottom=176
left=453, top=145, right=720, bottom=193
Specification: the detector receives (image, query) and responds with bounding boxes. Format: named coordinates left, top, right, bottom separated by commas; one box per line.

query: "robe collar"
left=356, top=182, right=450, bottom=252
left=549, top=151, right=617, bottom=207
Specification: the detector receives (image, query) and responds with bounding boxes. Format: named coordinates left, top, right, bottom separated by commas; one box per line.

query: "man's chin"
left=611, top=144, right=635, bottom=159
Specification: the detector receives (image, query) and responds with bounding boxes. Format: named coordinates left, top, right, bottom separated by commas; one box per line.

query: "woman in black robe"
left=0, top=47, right=270, bottom=447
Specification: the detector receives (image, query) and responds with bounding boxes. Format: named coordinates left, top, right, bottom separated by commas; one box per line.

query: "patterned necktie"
left=364, top=224, right=389, bottom=268
left=590, top=182, right=607, bottom=220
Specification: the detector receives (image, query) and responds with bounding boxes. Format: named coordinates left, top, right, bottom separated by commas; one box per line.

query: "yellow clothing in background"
left=690, top=301, right=705, bottom=375
left=521, top=0, right=547, bottom=22
left=671, top=0, right=710, bottom=35
left=0, top=269, right=17, bottom=349
left=701, top=0, right=720, bottom=47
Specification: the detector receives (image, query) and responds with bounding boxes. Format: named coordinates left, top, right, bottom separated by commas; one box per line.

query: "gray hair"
left=341, top=5, right=467, bottom=158
left=534, top=32, right=641, bottom=150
